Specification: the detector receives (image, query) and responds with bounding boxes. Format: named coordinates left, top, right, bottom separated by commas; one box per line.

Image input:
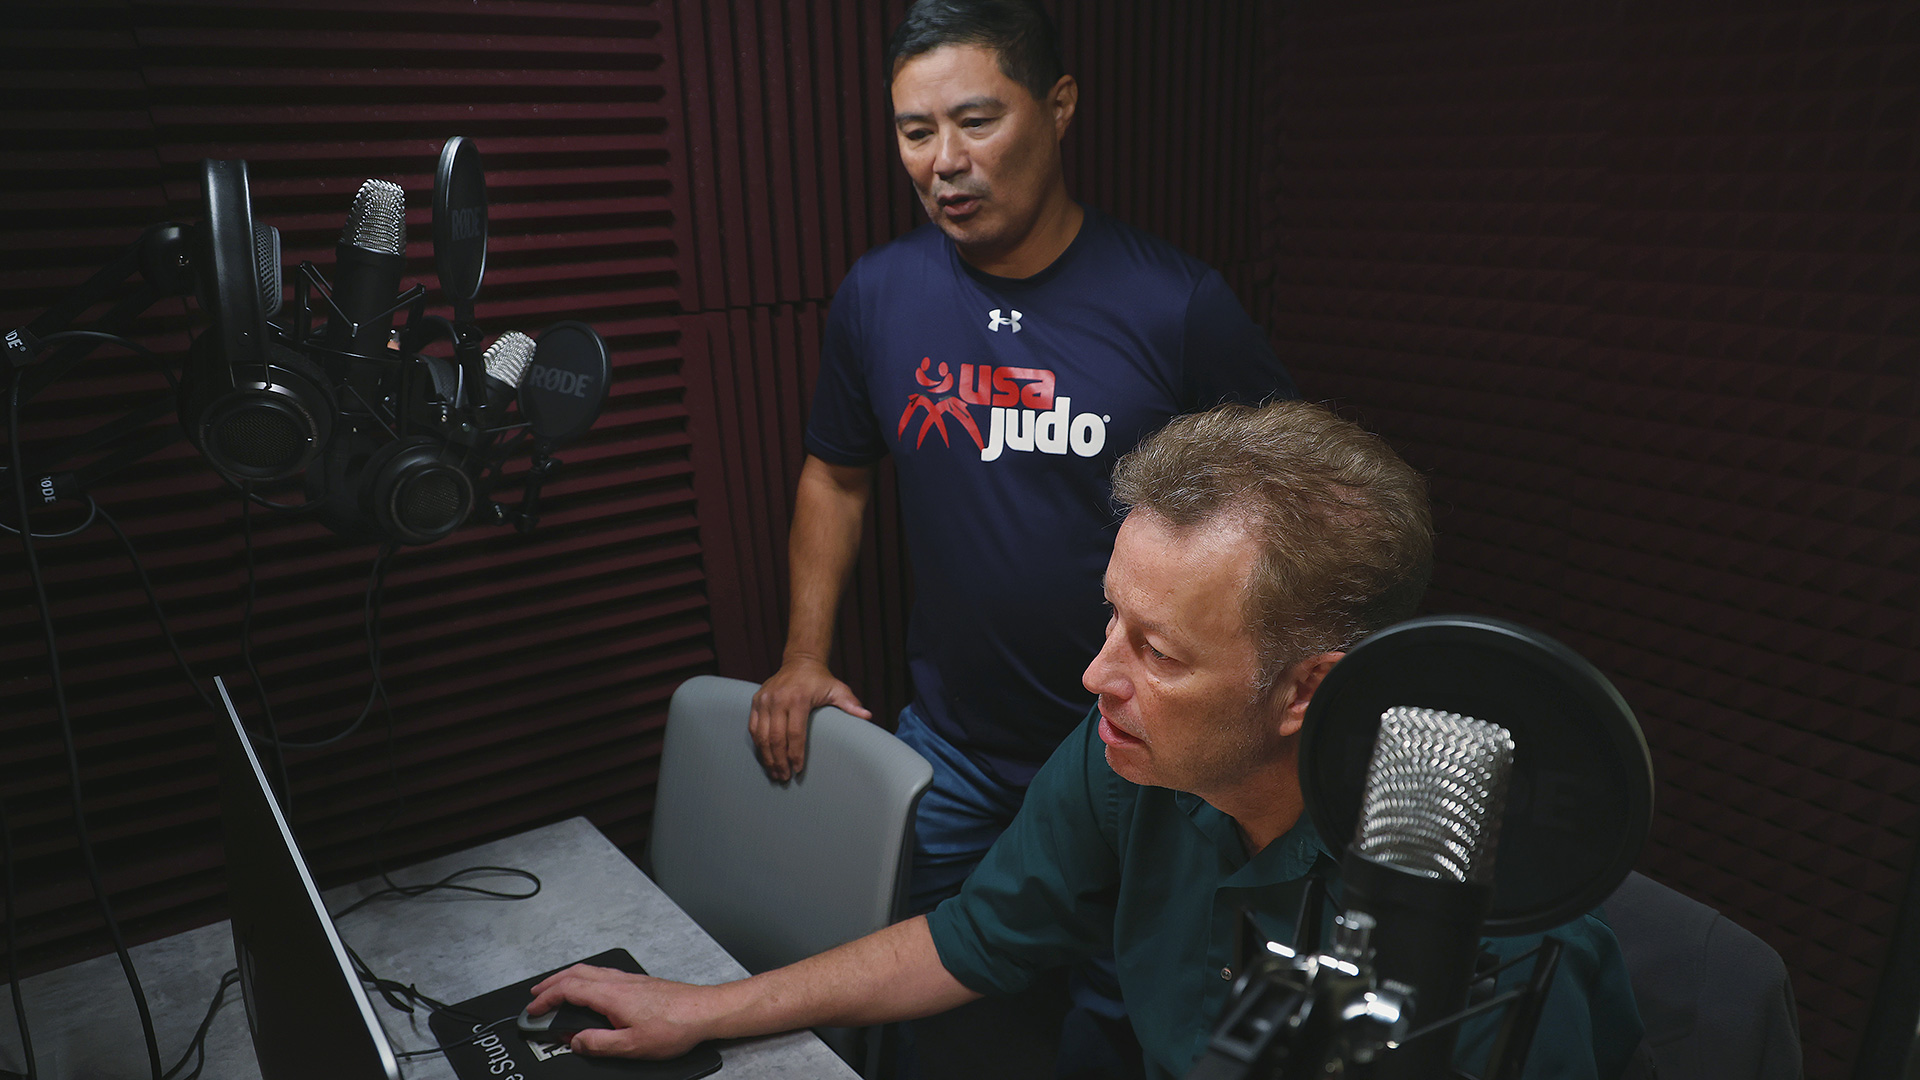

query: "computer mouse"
left=516, top=1002, right=615, bottom=1039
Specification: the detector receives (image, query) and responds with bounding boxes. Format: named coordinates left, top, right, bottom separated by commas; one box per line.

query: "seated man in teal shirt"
left=529, top=400, right=1644, bottom=1079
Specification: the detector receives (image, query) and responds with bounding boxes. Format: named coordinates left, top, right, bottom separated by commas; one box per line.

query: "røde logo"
left=449, top=206, right=484, bottom=244
left=39, top=476, right=57, bottom=504
left=987, top=308, right=1022, bottom=333
left=525, top=364, right=594, bottom=399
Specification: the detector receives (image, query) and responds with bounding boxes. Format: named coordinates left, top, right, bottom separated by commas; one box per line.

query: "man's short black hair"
left=885, top=0, right=1066, bottom=103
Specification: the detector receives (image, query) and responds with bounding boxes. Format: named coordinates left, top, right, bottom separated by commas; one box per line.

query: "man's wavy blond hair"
left=1111, top=400, right=1433, bottom=690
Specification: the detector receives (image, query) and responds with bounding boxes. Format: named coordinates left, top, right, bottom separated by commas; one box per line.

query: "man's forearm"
left=782, top=456, right=872, bottom=663
left=701, top=917, right=980, bottom=1037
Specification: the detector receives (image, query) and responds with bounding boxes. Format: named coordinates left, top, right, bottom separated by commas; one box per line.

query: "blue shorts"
left=893, top=704, right=1027, bottom=914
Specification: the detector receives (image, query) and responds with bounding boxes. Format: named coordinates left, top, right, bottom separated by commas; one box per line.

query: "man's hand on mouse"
left=527, top=963, right=716, bottom=1058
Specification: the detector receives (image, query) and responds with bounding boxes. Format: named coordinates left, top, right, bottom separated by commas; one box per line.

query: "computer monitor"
left=213, top=676, right=402, bottom=1080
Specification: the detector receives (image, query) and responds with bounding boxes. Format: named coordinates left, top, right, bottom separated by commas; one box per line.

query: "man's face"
left=891, top=44, right=1072, bottom=261
left=1084, top=511, right=1294, bottom=796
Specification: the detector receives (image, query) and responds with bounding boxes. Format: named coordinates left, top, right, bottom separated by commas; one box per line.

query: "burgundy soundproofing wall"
left=1262, top=3, right=1917, bottom=1076
left=4, top=1, right=1913, bottom=1077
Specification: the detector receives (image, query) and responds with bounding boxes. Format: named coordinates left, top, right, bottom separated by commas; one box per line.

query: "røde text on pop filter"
left=431, top=135, right=487, bottom=312
left=520, top=321, right=609, bottom=447
left=1300, top=614, right=1655, bottom=935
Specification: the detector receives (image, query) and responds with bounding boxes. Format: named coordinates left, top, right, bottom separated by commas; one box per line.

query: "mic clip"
left=288, top=262, right=426, bottom=364
left=480, top=445, right=557, bottom=536
left=450, top=318, right=489, bottom=421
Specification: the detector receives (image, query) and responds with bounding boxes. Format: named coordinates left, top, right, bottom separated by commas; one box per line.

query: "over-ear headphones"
left=178, top=163, right=336, bottom=484
left=307, top=429, right=475, bottom=547
left=179, top=338, right=336, bottom=483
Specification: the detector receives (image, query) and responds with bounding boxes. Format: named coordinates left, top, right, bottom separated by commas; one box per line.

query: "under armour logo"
left=987, top=308, right=1022, bottom=333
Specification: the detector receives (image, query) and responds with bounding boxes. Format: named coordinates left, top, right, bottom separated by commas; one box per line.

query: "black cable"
left=158, top=969, right=238, bottom=1080
left=332, top=865, right=540, bottom=1025
left=30, top=330, right=158, bottom=359
left=237, top=494, right=296, bottom=818
left=337, top=940, right=522, bottom=1060
left=216, top=472, right=324, bottom=513
left=248, top=543, right=399, bottom=751
left=153, top=872, right=543, bottom=1076
left=0, top=495, right=98, bottom=540
left=344, top=941, right=519, bottom=1059
left=26, top=330, right=178, bottom=393
left=391, top=1014, right=521, bottom=1061
left=7, top=379, right=164, bottom=1080
left=2, top=800, right=36, bottom=1080
left=93, top=504, right=223, bottom=718
left=331, top=865, right=542, bottom=922
left=341, top=933, right=526, bottom=1053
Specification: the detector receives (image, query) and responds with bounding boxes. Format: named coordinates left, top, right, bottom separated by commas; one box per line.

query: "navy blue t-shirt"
left=804, top=207, right=1295, bottom=784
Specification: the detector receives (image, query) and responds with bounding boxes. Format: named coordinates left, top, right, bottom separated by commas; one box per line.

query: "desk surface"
left=0, top=816, right=857, bottom=1080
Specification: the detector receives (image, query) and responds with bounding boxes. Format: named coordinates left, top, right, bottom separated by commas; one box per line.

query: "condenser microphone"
left=482, top=331, right=534, bottom=414
left=1337, top=706, right=1514, bottom=1080
left=321, top=179, right=408, bottom=357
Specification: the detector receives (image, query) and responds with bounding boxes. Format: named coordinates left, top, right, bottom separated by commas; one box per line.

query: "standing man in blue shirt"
left=535, top=401, right=1644, bottom=1080
left=747, top=0, right=1292, bottom=953
left=746, top=4, right=1293, bottom=1069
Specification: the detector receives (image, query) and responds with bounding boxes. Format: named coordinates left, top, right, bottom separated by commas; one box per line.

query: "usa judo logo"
left=899, top=358, right=984, bottom=449
left=898, top=357, right=1108, bottom=461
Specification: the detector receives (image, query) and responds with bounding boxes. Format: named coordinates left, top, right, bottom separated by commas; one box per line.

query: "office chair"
left=1604, top=871, right=1803, bottom=1080
left=648, top=675, right=934, bottom=1076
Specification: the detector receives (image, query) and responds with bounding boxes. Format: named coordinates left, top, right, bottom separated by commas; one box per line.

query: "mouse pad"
left=428, top=948, right=723, bottom=1080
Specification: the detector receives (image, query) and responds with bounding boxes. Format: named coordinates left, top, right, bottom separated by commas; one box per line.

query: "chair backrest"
left=649, top=675, right=934, bottom=975
left=1604, top=871, right=1804, bottom=1080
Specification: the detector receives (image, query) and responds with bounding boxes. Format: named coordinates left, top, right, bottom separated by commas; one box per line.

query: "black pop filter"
left=521, top=321, right=609, bottom=446
left=1301, top=615, right=1654, bottom=935
left=431, top=135, right=487, bottom=308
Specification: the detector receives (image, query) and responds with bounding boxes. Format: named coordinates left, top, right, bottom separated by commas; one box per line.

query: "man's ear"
left=1049, top=74, right=1079, bottom=139
left=1276, top=651, right=1344, bottom=738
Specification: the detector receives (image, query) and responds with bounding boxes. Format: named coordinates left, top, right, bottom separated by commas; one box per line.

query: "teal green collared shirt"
left=926, top=713, right=1643, bottom=1079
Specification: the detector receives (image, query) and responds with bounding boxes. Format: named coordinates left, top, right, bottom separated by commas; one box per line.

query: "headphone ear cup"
left=361, top=436, right=474, bottom=546
left=307, top=427, right=380, bottom=543
left=182, top=342, right=334, bottom=483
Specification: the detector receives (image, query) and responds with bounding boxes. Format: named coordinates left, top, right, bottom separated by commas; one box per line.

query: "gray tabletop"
left=0, top=816, right=857, bottom=1080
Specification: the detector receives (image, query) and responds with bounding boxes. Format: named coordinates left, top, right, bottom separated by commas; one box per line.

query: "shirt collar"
left=1175, top=789, right=1333, bottom=888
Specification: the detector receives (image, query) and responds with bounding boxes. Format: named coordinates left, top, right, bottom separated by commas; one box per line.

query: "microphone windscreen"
left=1353, top=707, right=1514, bottom=886
left=341, top=179, right=406, bottom=256
left=483, top=331, right=535, bottom=388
